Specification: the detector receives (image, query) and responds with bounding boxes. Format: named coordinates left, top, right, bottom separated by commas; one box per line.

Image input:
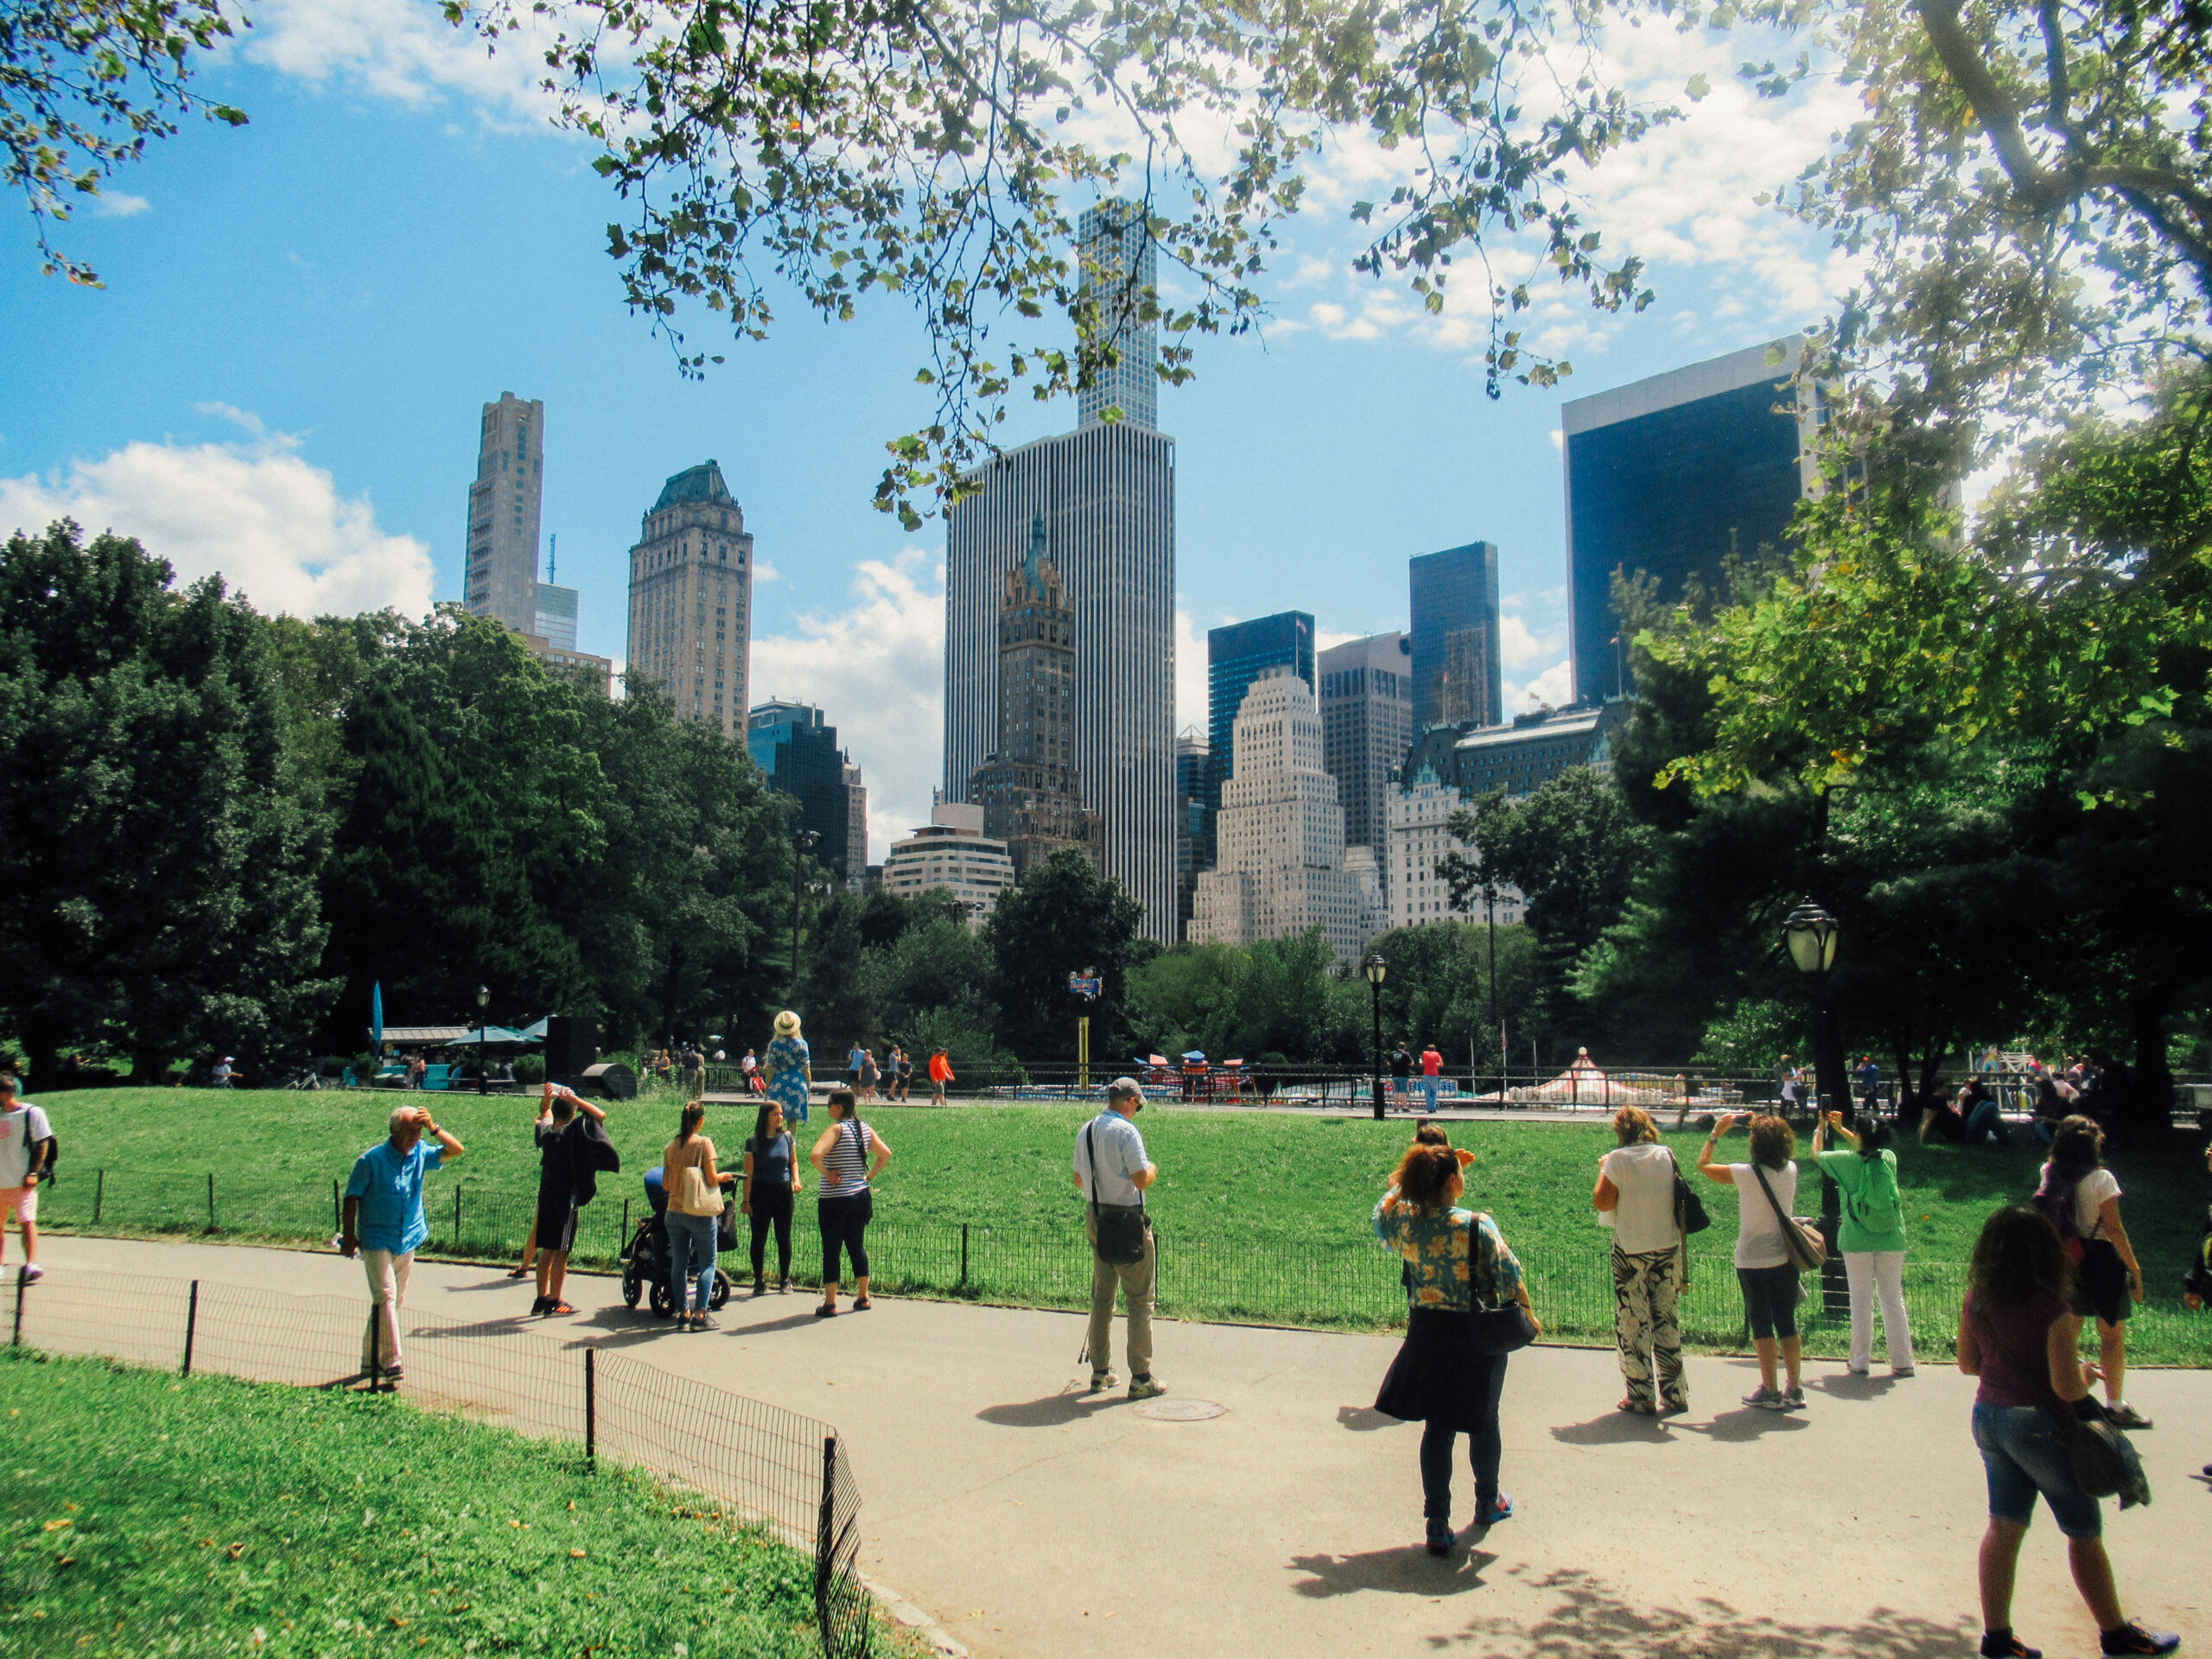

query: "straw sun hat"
left=773, top=1010, right=802, bottom=1037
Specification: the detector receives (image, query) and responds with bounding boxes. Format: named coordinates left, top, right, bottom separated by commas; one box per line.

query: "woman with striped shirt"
left=810, top=1089, right=892, bottom=1316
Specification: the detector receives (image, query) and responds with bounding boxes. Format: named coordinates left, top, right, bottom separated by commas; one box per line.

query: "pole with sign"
left=1066, top=968, right=1102, bottom=1091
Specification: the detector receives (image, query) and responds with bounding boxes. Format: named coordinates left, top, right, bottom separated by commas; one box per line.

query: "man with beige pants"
left=1072, top=1077, right=1165, bottom=1400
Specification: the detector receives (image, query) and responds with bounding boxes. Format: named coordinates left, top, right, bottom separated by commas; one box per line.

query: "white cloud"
left=750, top=550, right=944, bottom=861
left=1503, top=659, right=1573, bottom=714
left=0, top=425, right=435, bottom=619
left=1314, top=628, right=1361, bottom=652
left=1174, top=609, right=1209, bottom=736
left=92, top=192, right=151, bottom=218
left=753, top=560, right=782, bottom=583
left=1498, top=613, right=1559, bottom=671
left=240, top=0, right=567, bottom=124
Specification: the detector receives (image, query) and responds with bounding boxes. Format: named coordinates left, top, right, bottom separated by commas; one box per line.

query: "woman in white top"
left=1697, top=1112, right=1806, bottom=1411
left=2039, top=1116, right=2150, bottom=1428
left=1592, top=1105, right=1688, bottom=1415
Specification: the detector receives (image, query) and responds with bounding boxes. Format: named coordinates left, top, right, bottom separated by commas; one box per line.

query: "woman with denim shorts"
left=1956, top=1205, right=2177, bottom=1659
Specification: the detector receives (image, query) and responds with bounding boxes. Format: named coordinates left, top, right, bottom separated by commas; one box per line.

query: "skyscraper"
left=1191, top=667, right=1381, bottom=963
left=626, top=461, right=754, bottom=736
left=1173, top=728, right=1208, bottom=939
left=464, top=392, right=543, bottom=633
left=842, top=762, right=869, bottom=887
left=1076, top=200, right=1159, bottom=431
left=747, top=700, right=855, bottom=881
left=1408, top=543, right=1502, bottom=732
left=969, top=515, right=1104, bottom=880
left=1563, top=337, right=1820, bottom=704
left=1318, top=630, right=1414, bottom=858
left=943, top=200, right=1176, bottom=943
left=1206, top=611, right=1314, bottom=839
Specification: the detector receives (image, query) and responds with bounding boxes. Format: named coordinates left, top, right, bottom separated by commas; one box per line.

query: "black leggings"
left=1417, top=1352, right=1508, bottom=1519
left=819, top=1192, right=872, bottom=1286
left=747, top=1185, right=793, bottom=1282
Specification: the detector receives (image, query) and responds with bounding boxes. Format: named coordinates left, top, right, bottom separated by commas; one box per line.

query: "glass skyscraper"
left=1562, top=338, right=1819, bottom=704
left=747, top=700, right=855, bottom=882
left=1076, top=199, right=1158, bottom=431
left=1408, top=543, right=1502, bottom=732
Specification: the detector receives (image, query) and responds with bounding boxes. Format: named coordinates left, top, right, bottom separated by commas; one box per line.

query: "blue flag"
left=371, top=982, right=385, bottom=1051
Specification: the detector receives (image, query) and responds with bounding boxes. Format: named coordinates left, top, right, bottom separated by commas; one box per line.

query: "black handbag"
left=1465, top=1218, right=1537, bottom=1356
left=1084, top=1122, right=1147, bottom=1266
left=1668, top=1150, right=1710, bottom=1234
left=1981, top=1307, right=2151, bottom=1509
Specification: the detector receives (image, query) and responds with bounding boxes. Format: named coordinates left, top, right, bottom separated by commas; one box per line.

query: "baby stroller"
left=620, top=1166, right=735, bottom=1319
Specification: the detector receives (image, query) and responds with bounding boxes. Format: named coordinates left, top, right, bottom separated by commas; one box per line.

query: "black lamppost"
left=476, top=984, right=490, bottom=1096
left=1783, top=897, right=1847, bottom=1317
left=1364, top=955, right=1388, bottom=1122
left=789, top=829, right=821, bottom=1002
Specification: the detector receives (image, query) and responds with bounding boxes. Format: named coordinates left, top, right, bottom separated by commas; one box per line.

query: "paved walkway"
left=40, top=1235, right=2209, bottom=1658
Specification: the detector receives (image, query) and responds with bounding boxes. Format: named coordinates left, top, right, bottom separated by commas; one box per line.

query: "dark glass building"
left=1205, top=611, right=1313, bottom=847
left=747, top=700, right=852, bottom=880
left=1408, top=543, right=1502, bottom=732
left=1563, top=339, right=1815, bottom=705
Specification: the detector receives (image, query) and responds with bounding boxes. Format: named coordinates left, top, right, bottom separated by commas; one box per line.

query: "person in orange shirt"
left=927, top=1049, right=954, bottom=1105
left=1419, top=1043, right=1446, bottom=1114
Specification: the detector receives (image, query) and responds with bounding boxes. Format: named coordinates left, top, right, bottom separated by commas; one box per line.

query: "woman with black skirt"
left=1374, top=1135, right=1538, bottom=1555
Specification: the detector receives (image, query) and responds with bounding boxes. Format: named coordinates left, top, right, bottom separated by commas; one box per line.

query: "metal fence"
left=3, top=1267, right=874, bottom=1659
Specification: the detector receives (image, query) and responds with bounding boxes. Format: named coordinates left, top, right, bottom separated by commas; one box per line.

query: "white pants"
left=1843, top=1250, right=1914, bottom=1372
left=361, top=1249, right=413, bottom=1371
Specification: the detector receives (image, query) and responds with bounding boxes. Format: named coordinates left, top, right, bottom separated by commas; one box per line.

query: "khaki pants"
left=361, top=1249, right=412, bottom=1371
left=1084, top=1211, right=1154, bottom=1377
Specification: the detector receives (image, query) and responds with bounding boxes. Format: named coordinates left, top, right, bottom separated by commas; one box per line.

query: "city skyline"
left=0, top=32, right=1854, bottom=864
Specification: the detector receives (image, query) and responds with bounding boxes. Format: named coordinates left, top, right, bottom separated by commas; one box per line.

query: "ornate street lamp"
left=1783, top=897, right=1848, bottom=1318
left=476, top=984, right=490, bottom=1096
left=1364, top=955, right=1389, bottom=1122
left=789, top=830, right=822, bottom=1002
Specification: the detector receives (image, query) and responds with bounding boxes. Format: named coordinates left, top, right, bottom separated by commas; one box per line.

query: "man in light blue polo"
left=341, top=1105, right=465, bottom=1379
left=1072, top=1077, right=1164, bottom=1400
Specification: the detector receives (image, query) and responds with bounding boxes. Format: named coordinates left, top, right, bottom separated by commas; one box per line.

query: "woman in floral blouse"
left=1373, top=1133, right=1539, bottom=1555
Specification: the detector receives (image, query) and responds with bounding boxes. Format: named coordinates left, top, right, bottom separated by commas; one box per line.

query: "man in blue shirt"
left=341, top=1104, right=465, bottom=1380
left=1072, top=1077, right=1164, bottom=1400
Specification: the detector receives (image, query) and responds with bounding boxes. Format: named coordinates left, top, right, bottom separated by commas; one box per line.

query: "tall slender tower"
left=943, top=199, right=1175, bottom=941
left=1077, top=200, right=1160, bottom=430
left=626, top=461, right=754, bottom=735
left=970, top=514, right=1103, bottom=880
left=1319, top=630, right=1414, bottom=857
left=464, top=392, right=543, bottom=632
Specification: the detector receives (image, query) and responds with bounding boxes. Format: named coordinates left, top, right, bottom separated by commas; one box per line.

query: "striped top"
left=820, top=1119, right=874, bottom=1198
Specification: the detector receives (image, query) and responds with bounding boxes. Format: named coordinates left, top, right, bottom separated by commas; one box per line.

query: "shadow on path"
left=1288, top=1544, right=1499, bottom=1598
left=1819, top=1372, right=1902, bottom=1402
left=1548, top=1411, right=1675, bottom=1446
left=1444, top=1567, right=1969, bottom=1657
left=1675, top=1406, right=1812, bottom=1443
left=1336, top=1406, right=1407, bottom=1433
left=976, top=1389, right=1122, bottom=1427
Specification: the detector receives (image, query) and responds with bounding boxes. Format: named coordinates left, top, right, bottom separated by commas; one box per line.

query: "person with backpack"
left=810, top=1089, right=891, bottom=1316
left=0, top=1075, right=54, bottom=1283
left=1814, top=1109, right=1916, bottom=1376
left=2035, top=1116, right=2151, bottom=1429
left=1956, top=1205, right=2178, bottom=1658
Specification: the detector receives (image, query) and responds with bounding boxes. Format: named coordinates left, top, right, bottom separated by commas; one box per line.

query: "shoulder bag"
left=1667, top=1148, right=1710, bottom=1235
left=673, top=1140, right=724, bottom=1217
left=1750, top=1163, right=1827, bottom=1273
left=1979, top=1304, right=2151, bottom=1509
left=1465, top=1215, right=1539, bottom=1356
left=1084, top=1122, right=1147, bottom=1266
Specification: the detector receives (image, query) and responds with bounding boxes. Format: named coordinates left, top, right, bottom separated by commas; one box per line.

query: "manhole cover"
left=1134, top=1396, right=1226, bottom=1422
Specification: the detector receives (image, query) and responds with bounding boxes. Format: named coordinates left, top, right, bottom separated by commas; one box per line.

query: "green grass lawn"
left=0, top=1349, right=831, bottom=1658
left=29, top=1086, right=2212, bottom=1363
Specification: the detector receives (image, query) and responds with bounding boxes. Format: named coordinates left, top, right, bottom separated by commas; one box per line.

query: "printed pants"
left=1611, top=1244, right=1685, bottom=1409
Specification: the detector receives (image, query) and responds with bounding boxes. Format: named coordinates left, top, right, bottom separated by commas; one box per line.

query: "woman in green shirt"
left=1813, top=1109, right=1916, bottom=1376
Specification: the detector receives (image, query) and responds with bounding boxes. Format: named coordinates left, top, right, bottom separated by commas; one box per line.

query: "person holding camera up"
left=1072, top=1077, right=1164, bottom=1400
left=1698, top=1111, right=1807, bottom=1410
left=1813, top=1109, right=1916, bottom=1376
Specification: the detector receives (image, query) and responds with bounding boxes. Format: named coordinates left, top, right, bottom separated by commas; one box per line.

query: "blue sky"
left=0, top=3, right=1851, bottom=855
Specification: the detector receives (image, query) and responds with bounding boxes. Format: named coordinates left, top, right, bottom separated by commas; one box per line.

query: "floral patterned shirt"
left=1372, top=1191, right=1525, bottom=1312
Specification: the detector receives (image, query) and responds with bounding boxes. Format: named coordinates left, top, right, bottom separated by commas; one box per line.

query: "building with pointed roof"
left=626, top=460, right=754, bottom=735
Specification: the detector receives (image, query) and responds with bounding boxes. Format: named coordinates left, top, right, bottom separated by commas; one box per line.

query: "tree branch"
left=1910, top=0, right=2057, bottom=206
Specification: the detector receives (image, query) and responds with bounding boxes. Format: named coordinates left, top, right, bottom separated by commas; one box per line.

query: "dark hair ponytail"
left=678, top=1101, right=706, bottom=1138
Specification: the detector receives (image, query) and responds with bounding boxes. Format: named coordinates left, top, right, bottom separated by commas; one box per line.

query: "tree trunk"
left=2117, top=999, right=2175, bottom=1143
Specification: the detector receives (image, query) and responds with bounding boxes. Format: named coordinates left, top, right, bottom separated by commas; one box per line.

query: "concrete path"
left=39, top=1234, right=2209, bottom=1658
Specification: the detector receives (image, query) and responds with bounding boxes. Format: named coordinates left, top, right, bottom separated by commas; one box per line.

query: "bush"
left=512, top=1052, right=546, bottom=1085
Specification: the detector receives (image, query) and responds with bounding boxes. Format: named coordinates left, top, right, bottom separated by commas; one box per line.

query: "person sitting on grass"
left=340, top=1105, right=465, bottom=1381
left=1957, top=1205, right=2177, bottom=1659
left=1697, top=1112, right=1807, bottom=1412
left=1922, top=1079, right=2012, bottom=1147
left=0, top=1075, right=54, bottom=1284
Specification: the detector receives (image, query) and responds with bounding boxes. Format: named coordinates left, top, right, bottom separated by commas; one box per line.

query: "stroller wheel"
left=709, top=1269, right=731, bottom=1311
left=648, top=1278, right=675, bottom=1319
left=621, top=1270, right=642, bottom=1310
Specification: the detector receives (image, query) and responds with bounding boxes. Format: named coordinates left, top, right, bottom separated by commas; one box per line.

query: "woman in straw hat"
left=763, top=1010, right=813, bottom=1128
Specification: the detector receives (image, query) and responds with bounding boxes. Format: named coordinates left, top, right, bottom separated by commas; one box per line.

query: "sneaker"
left=1088, top=1370, right=1118, bottom=1394
left=693, top=1314, right=719, bottom=1332
left=1979, top=1631, right=2041, bottom=1658
left=1781, top=1388, right=1807, bottom=1410
left=18, top=1263, right=42, bottom=1284
left=1742, top=1388, right=1787, bottom=1410
left=1473, top=1492, right=1514, bottom=1527
left=1891, top=1366, right=1916, bottom=1377
left=1128, top=1375, right=1166, bottom=1401
left=1424, top=1516, right=1454, bottom=1556
left=529, top=1296, right=550, bottom=1316
left=2099, top=1623, right=2180, bottom=1656
left=1846, top=1365, right=1871, bottom=1377
left=2104, top=1402, right=2152, bottom=1431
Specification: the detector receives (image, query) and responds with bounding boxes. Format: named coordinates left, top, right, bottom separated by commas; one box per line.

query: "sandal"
left=505, top=1266, right=531, bottom=1280
left=853, top=1298, right=872, bottom=1311
left=814, top=1303, right=837, bottom=1318
left=546, top=1301, right=576, bottom=1316
left=1618, top=1399, right=1657, bottom=1415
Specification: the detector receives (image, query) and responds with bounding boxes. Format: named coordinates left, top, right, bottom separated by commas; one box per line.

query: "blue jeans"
left=1972, top=1403, right=2101, bottom=1536
left=665, top=1211, right=719, bottom=1314
left=1418, top=1076, right=1441, bottom=1112
left=1965, top=1099, right=2011, bottom=1146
